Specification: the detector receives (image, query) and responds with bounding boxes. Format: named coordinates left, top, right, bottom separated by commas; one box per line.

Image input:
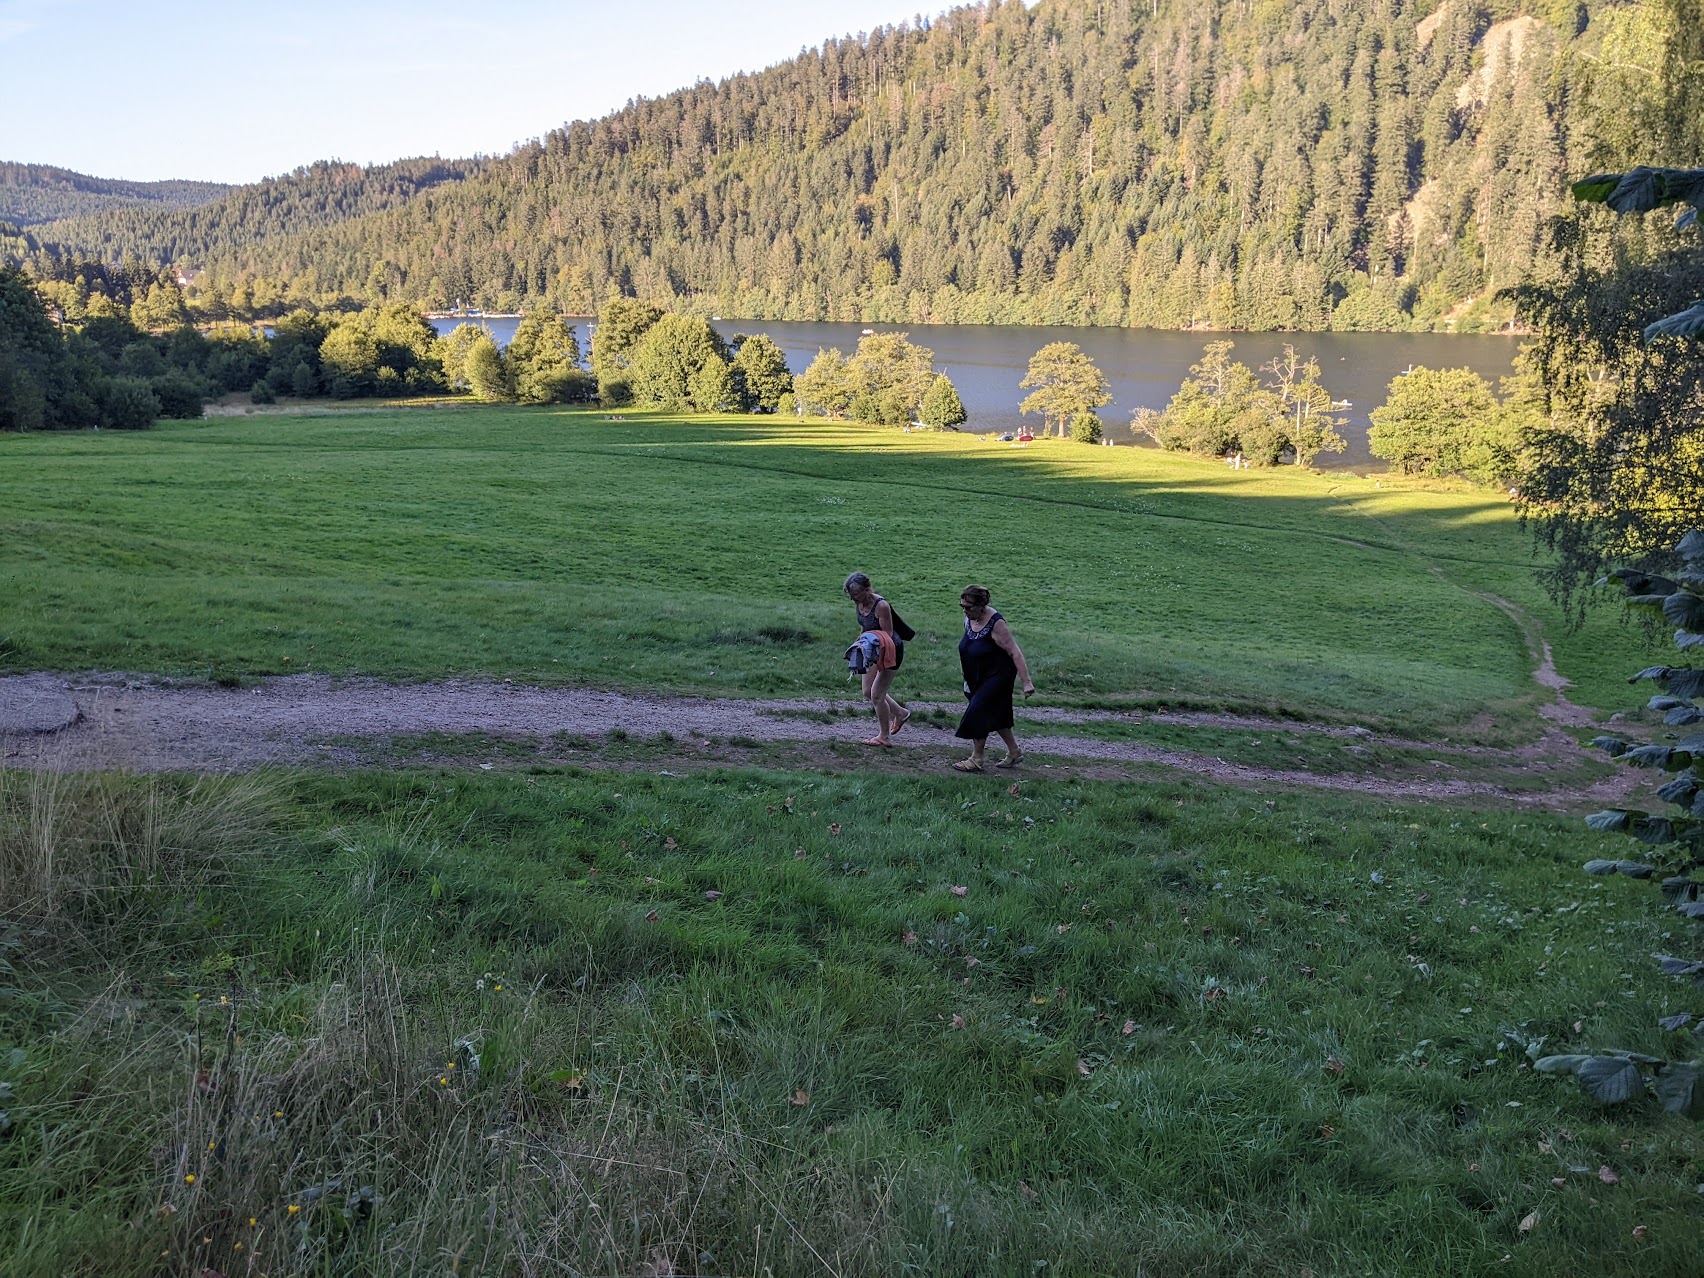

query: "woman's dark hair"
left=960, top=584, right=991, bottom=608
left=844, top=572, right=871, bottom=594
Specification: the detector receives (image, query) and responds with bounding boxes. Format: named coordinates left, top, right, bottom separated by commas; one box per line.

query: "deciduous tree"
left=1020, top=342, right=1110, bottom=436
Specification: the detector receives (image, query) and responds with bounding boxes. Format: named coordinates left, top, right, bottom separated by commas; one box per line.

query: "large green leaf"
left=1586, top=809, right=1640, bottom=832
left=1572, top=173, right=1622, bottom=203
left=1634, top=816, right=1679, bottom=845
left=1605, top=167, right=1664, bottom=213
left=1678, top=532, right=1704, bottom=565
left=1616, top=571, right=1680, bottom=597
left=1578, top=1055, right=1646, bottom=1103
left=1653, top=1063, right=1703, bottom=1119
left=1676, top=630, right=1704, bottom=650
left=1663, top=669, right=1704, bottom=701
left=1646, top=301, right=1704, bottom=341
left=1623, top=744, right=1691, bottom=770
left=1657, top=775, right=1701, bottom=807
left=1534, top=1053, right=1596, bottom=1074
left=1666, top=593, right=1704, bottom=632
left=1664, top=706, right=1704, bottom=726
left=1654, top=954, right=1704, bottom=977
left=1589, top=735, right=1631, bottom=757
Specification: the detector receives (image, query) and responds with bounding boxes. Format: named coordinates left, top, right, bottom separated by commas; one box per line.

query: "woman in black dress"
left=953, top=584, right=1034, bottom=771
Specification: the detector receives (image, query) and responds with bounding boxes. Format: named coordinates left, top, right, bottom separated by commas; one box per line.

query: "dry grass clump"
left=0, top=770, right=278, bottom=925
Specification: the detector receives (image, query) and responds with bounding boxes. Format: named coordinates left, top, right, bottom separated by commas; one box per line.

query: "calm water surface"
left=432, top=317, right=1520, bottom=469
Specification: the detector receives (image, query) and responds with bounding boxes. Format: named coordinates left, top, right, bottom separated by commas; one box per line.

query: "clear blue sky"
left=1, top=0, right=938, bottom=184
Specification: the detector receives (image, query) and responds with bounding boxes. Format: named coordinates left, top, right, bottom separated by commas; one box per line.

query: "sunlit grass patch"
left=0, top=407, right=1647, bottom=733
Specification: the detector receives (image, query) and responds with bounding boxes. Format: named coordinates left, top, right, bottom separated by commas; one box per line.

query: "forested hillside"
left=0, top=163, right=229, bottom=226
left=8, top=0, right=1680, bottom=330
left=9, top=158, right=483, bottom=298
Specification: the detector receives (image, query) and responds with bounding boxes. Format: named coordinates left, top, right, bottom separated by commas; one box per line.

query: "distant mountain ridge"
left=21, top=157, right=482, bottom=272
left=5, top=0, right=1673, bottom=332
left=0, top=162, right=230, bottom=226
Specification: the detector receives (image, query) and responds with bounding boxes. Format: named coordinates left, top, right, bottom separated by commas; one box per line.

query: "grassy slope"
left=3, top=767, right=1700, bottom=1278
left=0, top=407, right=1642, bottom=737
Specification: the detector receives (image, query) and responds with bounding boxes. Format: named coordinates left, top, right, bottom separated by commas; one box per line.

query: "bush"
left=777, top=392, right=798, bottom=417
left=99, top=377, right=159, bottom=429
left=1069, top=412, right=1103, bottom=444
left=150, top=372, right=206, bottom=419
left=250, top=379, right=275, bottom=404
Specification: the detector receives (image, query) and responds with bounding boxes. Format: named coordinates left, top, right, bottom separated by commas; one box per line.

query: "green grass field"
left=4, top=405, right=1695, bottom=1277
left=0, top=405, right=1644, bottom=736
left=3, top=767, right=1700, bottom=1278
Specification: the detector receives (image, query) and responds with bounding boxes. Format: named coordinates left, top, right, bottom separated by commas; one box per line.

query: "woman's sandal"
left=864, top=736, right=892, bottom=748
left=891, top=708, right=912, bottom=735
left=993, top=753, right=1025, bottom=769
left=951, top=757, right=984, bottom=772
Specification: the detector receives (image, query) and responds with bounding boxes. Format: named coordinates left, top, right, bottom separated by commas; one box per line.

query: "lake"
left=430, top=317, right=1521, bottom=469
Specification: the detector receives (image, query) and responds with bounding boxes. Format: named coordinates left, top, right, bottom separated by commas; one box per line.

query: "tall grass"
left=0, top=769, right=276, bottom=924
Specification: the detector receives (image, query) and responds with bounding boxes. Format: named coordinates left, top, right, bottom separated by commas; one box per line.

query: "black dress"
left=957, top=611, right=1016, bottom=738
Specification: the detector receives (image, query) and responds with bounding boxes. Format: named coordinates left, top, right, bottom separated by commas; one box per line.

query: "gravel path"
left=0, top=671, right=1633, bottom=808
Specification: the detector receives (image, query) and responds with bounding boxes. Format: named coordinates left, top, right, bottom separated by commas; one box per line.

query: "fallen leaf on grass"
left=951, top=1014, right=966, bottom=1030
left=1019, top=1182, right=1039, bottom=1201
left=794, top=848, right=805, bottom=859
left=949, top=885, right=968, bottom=897
left=644, top=910, right=659, bottom=923
left=1518, top=1211, right=1539, bottom=1234
left=1122, top=1020, right=1136, bottom=1035
left=1077, top=1059, right=1092, bottom=1077
left=1598, top=1166, right=1618, bottom=1184
left=1008, top=783, right=1021, bottom=796
left=703, top=890, right=722, bottom=901
left=1551, top=1178, right=1566, bottom=1187
left=902, top=929, right=917, bottom=944
left=829, top=823, right=842, bottom=835
left=789, top=1089, right=810, bottom=1107
left=1324, top=1057, right=1346, bottom=1076
left=663, top=837, right=678, bottom=850
left=1632, top=1225, right=1648, bottom=1239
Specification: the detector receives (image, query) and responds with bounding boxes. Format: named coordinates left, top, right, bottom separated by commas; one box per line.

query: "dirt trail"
left=0, top=670, right=1635, bottom=809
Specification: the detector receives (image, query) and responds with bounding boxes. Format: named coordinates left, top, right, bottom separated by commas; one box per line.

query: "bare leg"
left=864, top=668, right=896, bottom=742
left=992, top=728, right=1024, bottom=767
left=887, top=692, right=910, bottom=732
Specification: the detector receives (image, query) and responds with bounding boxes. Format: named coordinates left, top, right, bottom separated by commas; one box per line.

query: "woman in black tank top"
left=844, top=571, right=910, bottom=746
left=952, top=583, right=1033, bottom=771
